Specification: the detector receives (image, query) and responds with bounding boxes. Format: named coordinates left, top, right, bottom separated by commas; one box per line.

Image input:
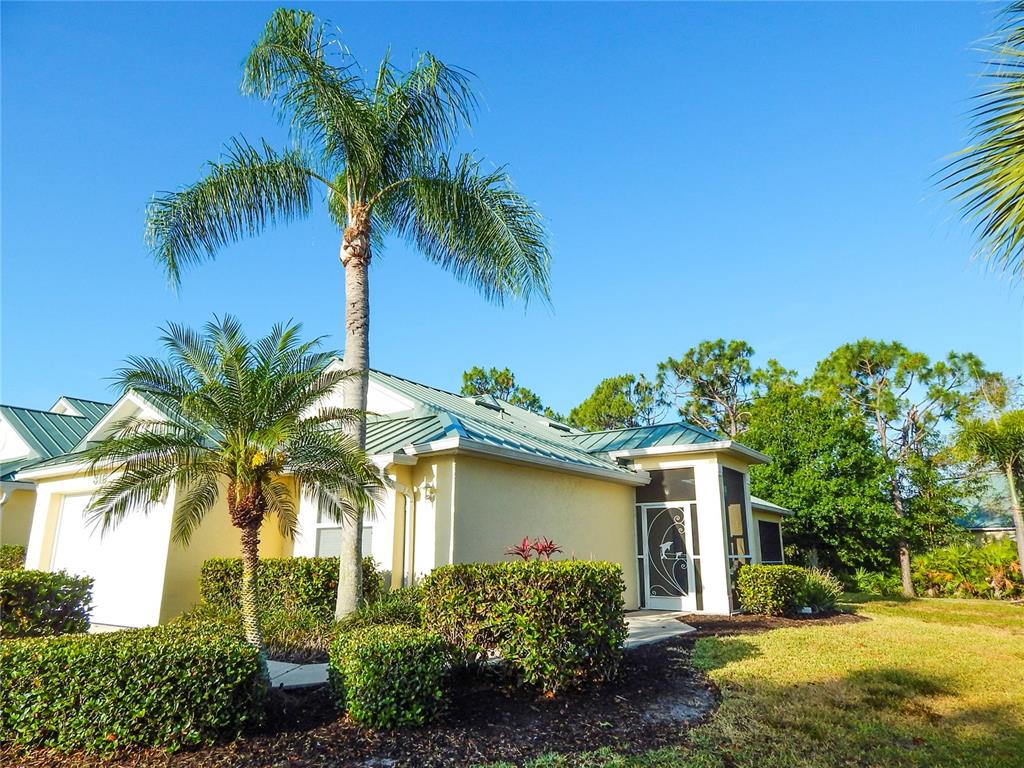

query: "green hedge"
left=328, top=624, right=448, bottom=729
left=0, top=569, right=93, bottom=638
left=0, top=544, right=26, bottom=570
left=0, top=625, right=265, bottom=751
left=200, top=556, right=384, bottom=615
left=737, top=564, right=807, bottom=615
left=420, top=561, right=627, bottom=694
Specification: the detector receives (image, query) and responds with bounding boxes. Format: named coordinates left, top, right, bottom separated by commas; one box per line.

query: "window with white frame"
left=315, top=508, right=372, bottom=557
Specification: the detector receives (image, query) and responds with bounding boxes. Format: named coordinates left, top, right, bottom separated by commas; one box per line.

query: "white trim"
left=78, top=391, right=166, bottom=447
left=0, top=479, right=35, bottom=491
left=607, top=441, right=770, bottom=465
left=17, top=460, right=95, bottom=481
left=751, top=496, right=794, bottom=516
left=397, top=435, right=650, bottom=486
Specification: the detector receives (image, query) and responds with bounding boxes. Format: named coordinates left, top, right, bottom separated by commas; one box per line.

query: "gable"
left=0, top=415, right=34, bottom=462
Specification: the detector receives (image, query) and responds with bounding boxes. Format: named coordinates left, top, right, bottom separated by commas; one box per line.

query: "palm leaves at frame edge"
left=944, top=2, right=1024, bottom=280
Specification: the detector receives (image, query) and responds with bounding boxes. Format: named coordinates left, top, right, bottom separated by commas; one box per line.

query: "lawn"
left=494, top=597, right=1024, bottom=768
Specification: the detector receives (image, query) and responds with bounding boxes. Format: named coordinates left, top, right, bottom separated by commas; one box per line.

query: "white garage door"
left=51, top=494, right=166, bottom=628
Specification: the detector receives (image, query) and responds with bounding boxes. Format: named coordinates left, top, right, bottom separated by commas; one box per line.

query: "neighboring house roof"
left=958, top=473, right=1015, bottom=530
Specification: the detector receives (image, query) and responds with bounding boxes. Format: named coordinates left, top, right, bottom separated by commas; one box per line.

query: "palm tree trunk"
left=335, top=204, right=371, bottom=619
left=239, top=522, right=265, bottom=650
left=1006, top=464, right=1024, bottom=574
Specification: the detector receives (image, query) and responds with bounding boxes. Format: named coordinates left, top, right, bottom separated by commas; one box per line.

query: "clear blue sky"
left=2, top=2, right=1021, bottom=414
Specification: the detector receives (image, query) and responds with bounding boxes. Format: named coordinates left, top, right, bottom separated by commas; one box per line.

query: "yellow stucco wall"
left=449, top=454, right=639, bottom=608
left=1, top=488, right=36, bottom=547
left=159, top=479, right=294, bottom=622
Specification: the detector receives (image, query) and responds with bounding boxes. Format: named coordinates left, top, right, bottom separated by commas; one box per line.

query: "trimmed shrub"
left=736, top=564, right=806, bottom=616
left=0, top=543, right=26, bottom=570
left=0, top=625, right=264, bottom=751
left=0, top=569, right=93, bottom=637
left=798, top=567, right=844, bottom=612
left=421, top=561, right=627, bottom=694
left=328, top=624, right=448, bottom=728
left=200, top=556, right=384, bottom=615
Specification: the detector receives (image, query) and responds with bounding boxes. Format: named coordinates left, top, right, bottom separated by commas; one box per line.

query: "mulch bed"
left=680, top=610, right=867, bottom=638
left=3, top=611, right=860, bottom=768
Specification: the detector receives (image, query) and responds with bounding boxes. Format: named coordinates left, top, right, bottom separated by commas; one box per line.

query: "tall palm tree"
left=83, top=316, right=381, bottom=651
left=145, top=9, right=550, bottom=617
left=947, top=3, right=1024, bottom=279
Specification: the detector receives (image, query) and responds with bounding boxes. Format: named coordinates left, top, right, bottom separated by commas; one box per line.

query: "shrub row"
left=0, top=543, right=26, bottom=570
left=328, top=624, right=448, bottom=729
left=913, top=539, right=1022, bottom=599
left=0, top=569, right=93, bottom=638
left=0, top=625, right=265, bottom=752
left=420, top=561, right=627, bottom=694
left=200, top=556, right=384, bottom=615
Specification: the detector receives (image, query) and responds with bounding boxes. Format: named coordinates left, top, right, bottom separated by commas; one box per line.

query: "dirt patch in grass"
left=1, top=639, right=718, bottom=768
left=680, top=610, right=867, bottom=638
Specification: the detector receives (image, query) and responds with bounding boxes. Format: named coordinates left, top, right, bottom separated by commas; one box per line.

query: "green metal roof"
left=366, top=370, right=635, bottom=477
left=0, top=401, right=109, bottom=459
left=57, top=396, right=112, bottom=422
left=365, top=414, right=446, bottom=455
left=563, top=421, right=722, bottom=454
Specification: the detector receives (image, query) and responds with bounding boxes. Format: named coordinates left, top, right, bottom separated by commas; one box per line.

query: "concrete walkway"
left=266, top=660, right=329, bottom=688
left=624, top=610, right=695, bottom=647
left=266, top=612, right=695, bottom=689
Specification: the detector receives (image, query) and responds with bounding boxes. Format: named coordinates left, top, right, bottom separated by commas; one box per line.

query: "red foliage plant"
left=504, top=537, right=563, bottom=561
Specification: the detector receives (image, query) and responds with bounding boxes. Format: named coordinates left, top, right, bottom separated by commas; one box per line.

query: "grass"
left=489, top=597, right=1024, bottom=768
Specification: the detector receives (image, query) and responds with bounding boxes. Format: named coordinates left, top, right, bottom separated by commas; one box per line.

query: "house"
left=958, top=473, right=1018, bottom=545
left=14, top=361, right=791, bottom=627
left=0, top=397, right=110, bottom=548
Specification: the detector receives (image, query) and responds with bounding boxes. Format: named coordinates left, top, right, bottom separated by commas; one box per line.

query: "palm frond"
left=145, top=138, right=314, bottom=286
left=384, top=154, right=551, bottom=305
left=945, top=6, right=1024, bottom=279
left=171, top=471, right=221, bottom=545
left=241, top=8, right=376, bottom=188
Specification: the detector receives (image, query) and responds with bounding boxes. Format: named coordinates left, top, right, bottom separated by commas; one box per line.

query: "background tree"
left=568, top=374, right=660, bottom=431
left=83, top=317, right=380, bottom=653
left=656, top=339, right=793, bottom=437
left=946, top=2, right=1024, bottom=280
left=460, top=366, right=546, bottom=414
left=743, top=381, right=898, bottom=571
left=812, top=340, right=984, bottom=596
left=145, top=9, right=549, bottom=617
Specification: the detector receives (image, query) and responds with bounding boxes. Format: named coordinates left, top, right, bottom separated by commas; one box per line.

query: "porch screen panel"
left=722, top=467, right=750, bottom=611
left=636, top=468, right=696, bottom=503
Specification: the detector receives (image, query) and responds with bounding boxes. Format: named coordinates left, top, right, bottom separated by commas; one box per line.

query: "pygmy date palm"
left=83, top=317, right=381, bottom=651
left=145, top=9, right=550, bottom=617
left=947, top=3, right=1024, bottom=279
